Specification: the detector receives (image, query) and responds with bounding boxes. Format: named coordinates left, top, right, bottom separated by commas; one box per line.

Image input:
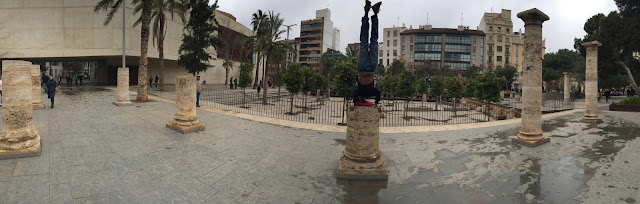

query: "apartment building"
left=380, top=25, right=407, bottom=67
left=299, top=9, right=340, bottom=69
left=287, top=38, right=300, bottom=64
left=400, top=25, right=485, bottom=71
left=479, top=9, right=514, bottom=70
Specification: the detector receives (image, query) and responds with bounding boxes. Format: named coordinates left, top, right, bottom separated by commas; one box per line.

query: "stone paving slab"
left=0, top=87, right=637, bottom=203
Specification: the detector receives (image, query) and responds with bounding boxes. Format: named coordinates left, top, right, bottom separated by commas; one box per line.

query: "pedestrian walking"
left=196, top=76, right=202, bottom=107
left=79, top=74, right=83, bottom=86
left=46, top=75, right=57, bottom=108
left=73, top=74, right=78, bottom=86
left=154, top=75, right=159, bottom=88
left=66, top=75, right=72, bottom=87
left=149, top=77, right=153, bottom=86
left=229, top=77, right=234, bottom=89
left=604, top=89, right=611, bottom=102
left=58, top=75, right=62, bottom=84
left=234, top=78, right=238, bottom=89
left=42, top=73, right=49, bottom=93
left=257, top=82, right=261, bottom=96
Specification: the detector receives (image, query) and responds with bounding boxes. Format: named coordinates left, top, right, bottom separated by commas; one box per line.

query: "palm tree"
left=266, top=40, right=295, bottom=100
left=95, top=0, right=153, bottom=102
left=250, top=10, right=268, bottom=89
left=222, top=59, right=234, bottom=85
left=259, top=11, right=286, bottom=104
left=134, top=0, right=187, bottom=91
left=346, top=45, right=359, bottom=59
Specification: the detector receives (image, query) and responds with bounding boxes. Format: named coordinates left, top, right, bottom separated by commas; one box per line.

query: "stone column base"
left=580, top=115, right=602, bottom=123
left=337, top=151, right=388, bottom=180
left=511, top=132, right=550, bottom=147
left=113, top=101, right=133, bottom=106
left=166, top=121, right=205, bottom=134
left=32, top=102, right=45, bottom=109
left=0, top=136, right=41, bottom=160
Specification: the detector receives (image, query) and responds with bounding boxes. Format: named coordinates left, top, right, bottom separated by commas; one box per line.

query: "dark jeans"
left=357, top=16, right=379, bottom=73
left=49, top=92, right=55, bottom=107
left=196, top=92, right=201, bottom=106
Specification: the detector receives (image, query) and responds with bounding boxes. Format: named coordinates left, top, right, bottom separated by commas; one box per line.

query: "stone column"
left=563, top=72, right=571, bottom=104
left=30, top=65, right=45, bottom=109
left=512, top=8, right=550, bottom=147
left=166, top=76, right=205, bottom=134
left=113, top=67, right=133, bottom=106
left=337, top=106, right=388, bottom=180
left=581, top=41, right=602, bottom=123
left=0, top=60, right=41, bottom=159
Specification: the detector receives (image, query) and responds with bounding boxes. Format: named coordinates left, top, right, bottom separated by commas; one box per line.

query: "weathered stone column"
left=581, top=41, right=603, bottom=123
left=30, top=65, right=45, bottom=109
left=166, top=76, right=205, bottom=134
left=337, top=106, right=388, bottom=180
left=512, top=8, right=550, bottom=147
left=563, top=72, right=571, bottom=104
left=113, top=67, right=133, bottom=106
left=0, top=60, right=41, bottom=159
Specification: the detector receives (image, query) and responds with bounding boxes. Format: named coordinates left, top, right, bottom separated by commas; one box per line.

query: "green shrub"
left=617, top=96, right=640, bottom=105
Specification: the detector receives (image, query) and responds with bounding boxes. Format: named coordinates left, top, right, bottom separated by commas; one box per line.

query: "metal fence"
left=146, top=85, right=575, bottom=127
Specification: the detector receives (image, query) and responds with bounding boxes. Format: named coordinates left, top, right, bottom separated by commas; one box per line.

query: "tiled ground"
left=0, top=87, right=638, bottom=204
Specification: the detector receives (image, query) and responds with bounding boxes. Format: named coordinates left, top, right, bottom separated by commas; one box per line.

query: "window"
left=393, top=30, right=398, bottom=37
left=393, top=40, right=397, bottom=46
left=410, top=55, right=413, bottom=60
left=379, top=50, right=383, bottom=57
left=387, top=31, right=390, bottom=37
left=473, top=37, right=476, bottom=44
left=506, top=47, right=510, bottom=54
left=498, top=27, right=502, bottom=32
left=445, top=36, right=470, bottom=44
left=481, top=46, right=484, bottom=54
left=497, top=46, right=502, bottom=52
left=480, top=38, right=484, bottom=45
left=415, top=44, right=442, bottom=52
left=410, top=45, right=413, bottom=52
left=488, top=56, right=492, bottom=63
left=481, top=56, right=484, bottom=63
left=410, top=36, right=414, bottom=43
left=489, top=36, right=493, bottom=42
left=379, top=59, right=383, bottom=64
left=402, top=37, right=405, bottom=44
left=505, top=57, right=509, bottom=64
left=497, top=56, right=502, bottom=61
left=488, top=46, right=493, bottom=53
left=416, top=35, right=442, bottom=43
left=444, top=53, right=471, bottom=62
left=387, top=59, right=389, bottom=66
left=473, top=55, right=476, bottom=62
left=489, top=26, right=493, bottom=31
left=51, top=62, right=59, bottom=66
left=387, top=40, right=390, bottom=47
left=393, top=49, right=397, bottom=56
left=498, top=36, right=502, bottom=42
left=414, top=53, right=441, bottom=60
left=506, top=28, right=510, bottom=33
left=402, top=46, right=405, bottom=54
left=444, top=44, right=471, bottom=53
left=473, top=46, right=476, bottom=53
left=387, top=50, right=390, bottom=57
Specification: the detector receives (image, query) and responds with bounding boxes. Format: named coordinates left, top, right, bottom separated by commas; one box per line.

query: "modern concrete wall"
left=0, top=0, right=255, bottom=85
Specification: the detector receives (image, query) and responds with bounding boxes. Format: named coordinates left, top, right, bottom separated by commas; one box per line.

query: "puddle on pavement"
left=332, top=113, right=639, bottom=203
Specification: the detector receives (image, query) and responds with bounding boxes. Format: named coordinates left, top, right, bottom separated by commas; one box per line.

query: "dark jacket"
left=353, top=82, right=381, bottom=105
left=41, top=75, right=49, bottom=84
left=47, top=79, right=57, bottom=94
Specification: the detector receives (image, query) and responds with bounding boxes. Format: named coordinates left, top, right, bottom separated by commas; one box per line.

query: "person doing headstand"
left=352, top=0, right=382, bottom=111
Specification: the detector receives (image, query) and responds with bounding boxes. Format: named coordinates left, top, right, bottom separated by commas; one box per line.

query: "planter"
left=609, top=104, right=640, bottom=112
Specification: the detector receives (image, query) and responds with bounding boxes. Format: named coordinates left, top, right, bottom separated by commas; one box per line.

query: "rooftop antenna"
left=397, top=17, right=400, bottom=27
left=427, top=12, right=429, bottom=25
left=461, top=13, right=464, bottom=26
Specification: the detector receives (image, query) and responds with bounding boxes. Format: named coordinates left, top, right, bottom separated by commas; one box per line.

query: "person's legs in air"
left=356, top=0, right=371, bottom=73
left=368, top=2, right=381, bottom=71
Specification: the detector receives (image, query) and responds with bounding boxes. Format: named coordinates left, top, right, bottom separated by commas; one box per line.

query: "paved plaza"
left=0, top=87, right=638, bottom=203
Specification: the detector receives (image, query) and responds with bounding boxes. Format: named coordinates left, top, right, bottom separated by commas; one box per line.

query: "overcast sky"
left=215, top=0, right=618, bottom=54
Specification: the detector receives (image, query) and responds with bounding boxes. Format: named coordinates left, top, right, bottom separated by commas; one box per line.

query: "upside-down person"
left=352, top=0, right=382, bottom=112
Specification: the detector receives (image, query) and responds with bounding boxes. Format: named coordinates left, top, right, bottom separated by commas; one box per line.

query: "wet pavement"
left=0, top=87, right=638, bottom=204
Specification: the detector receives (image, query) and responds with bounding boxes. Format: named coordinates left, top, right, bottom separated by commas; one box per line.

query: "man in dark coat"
left=46, top=75, right=57, bottom=108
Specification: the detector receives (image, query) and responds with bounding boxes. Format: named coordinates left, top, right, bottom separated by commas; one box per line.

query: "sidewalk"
left=0, top=87, right=638, bottom=203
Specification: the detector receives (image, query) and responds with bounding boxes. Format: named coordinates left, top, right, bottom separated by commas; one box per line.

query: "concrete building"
left=299, top=8, right=340, bottom=69
left=400, top=25, right=485, bottom=71
left=381, top=25, right=407, bottom=67
left=0, top=1, right=254, bottom=85
left=45, top=62, right=63, bottom=78
left=286, top=38, right=300, bottom=64
left=479, top=9, right=514, bottom=70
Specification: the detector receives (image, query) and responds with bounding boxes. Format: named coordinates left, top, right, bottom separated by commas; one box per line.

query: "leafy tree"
left=178, top=0, right=222, bottom=76
left=282, top=63, right=305, bottom=114
left=542, top=67, right=562, bottom=84
left=542, top=49, right=586, bottom=82
left=95, top=0, right=153, bottom=101
left=387, top=60, right=405, bottom=76
left=575, top=5, right=639, bottom=92
left=375, top=63, right=386, bottom=77
left=394, top=70, right=418, bottom=117
left=430, top=75, right=445, bottom=111
left=417, top=77, right=429, bottom=103
left=495, top=65, right=518, bottom=90
left=464, top=78, right=478, bottom=97
left=320, top=52, right=346, bottom=97
left=464, top=65, right=482, bottom=80
left=333, top=58, right=357, bottom=124
left=445, top=76, right=464, bottom=115
left=136, top=0, right=187, bottom=91
left=476, top=71, right=503, bottom=121
left=435, top=66, right=453, bottom=78
left=222, top=59, right=234, bottom=85
left=275, top=68, right=286, bottom=98
left=238, top=62, right=253, bottom=107
left=257, top=11, right=287, bottom=104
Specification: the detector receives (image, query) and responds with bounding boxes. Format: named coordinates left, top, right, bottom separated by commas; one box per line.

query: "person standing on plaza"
left=79, top=74, right=83, bottom=86
left=47, top=75, right=57, bottom=108
left=604, top=89, right=611, bottom=102
left=234, top=78, right=238, bottom=89
left=58, top=75, right=62, bottom=84
left=229, top=77, right=233, bottom=89
left=196, top=76, right=202, bottom=107
left=154, top=74, right=159, bottom=88
left=73, top=74, right=78, bottom=86
left=42, top=73, right=49, bottom=93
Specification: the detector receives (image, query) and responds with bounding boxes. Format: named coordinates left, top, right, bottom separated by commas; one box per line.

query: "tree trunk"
left=136, top=0, right=152, bottom=102
left=225, top=67, right=229, bottom=85
left=243, top=89, right=246, bottom=107
left=435, top=95, right=439, bottom=111
left=453, top=97, right=457, bottom=116
left=615, top=59, right=640, bottom=92
left=158, top=16, right=165, bottom=91
left=278, top=86, right=281, bottom=99
left=404, top=99, right=409, bottom=117
left=289, top=94, right=294, bottom=114
left=262, top=57, right=269, bottom=105
left=253, top=52, right=261, bottom=89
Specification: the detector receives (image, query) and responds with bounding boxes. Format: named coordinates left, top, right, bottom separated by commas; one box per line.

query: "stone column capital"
left=517, top=8, right=550, bottom=26
left=582, top=41, right=602, bottom=49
